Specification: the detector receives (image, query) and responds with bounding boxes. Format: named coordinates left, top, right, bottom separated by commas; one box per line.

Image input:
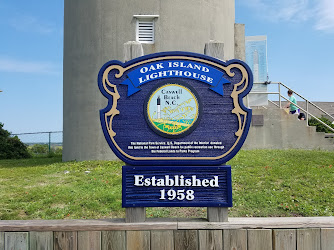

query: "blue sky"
left=0, top=1, right=63, bottom=134
left=1, top=0, right=333, bottom=134
left=236, top=0, right=334, bottom=103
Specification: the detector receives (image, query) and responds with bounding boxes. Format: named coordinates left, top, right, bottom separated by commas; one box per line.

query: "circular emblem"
left=144, top=81, right=202, bottom=138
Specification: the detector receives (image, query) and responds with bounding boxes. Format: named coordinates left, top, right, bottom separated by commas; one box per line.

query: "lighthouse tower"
left=63, top=0, right=242, bottom=161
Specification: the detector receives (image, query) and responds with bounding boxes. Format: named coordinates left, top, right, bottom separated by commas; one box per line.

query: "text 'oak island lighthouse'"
left=63, top=0, right=244, bottom=161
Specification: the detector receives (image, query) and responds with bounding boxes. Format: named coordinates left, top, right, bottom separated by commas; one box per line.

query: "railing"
left=248, top=82, right=334, bottom=133
left=11, top=131, right=63, bottom=154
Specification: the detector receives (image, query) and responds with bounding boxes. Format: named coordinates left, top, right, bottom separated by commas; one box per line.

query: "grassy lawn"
left=0, top=149, right=333, bottom=220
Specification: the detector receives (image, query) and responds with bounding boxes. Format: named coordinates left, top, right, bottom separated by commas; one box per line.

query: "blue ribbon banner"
left=120, top=60, right=230, bottom=96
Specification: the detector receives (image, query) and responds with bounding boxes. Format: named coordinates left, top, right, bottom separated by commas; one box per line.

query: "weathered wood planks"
left=0, top=232, right=4, bottom=250
left=178, top=217, right=334, bottom=230
left=78, top=231, right=101, bottom=250
left=273, top=229, right=296, bottom=250
left=1, top=217, right=334, bottom=231
left=30, top=231, right=53, bottom=250
left=174, top=230, right=198, bottom=250
left=198, top=230, right=223, bottom=250
left=53, top=231, right=77, bottom=250
left=0, top=218, right=334, bottom=249
left=248, top=229, right=272, bottom=250
left=321, top=228, right=334, bottom=250
left=297, top=228, right=320, bottom=250
left=126, top=231, right=150, bottom=250
left=0, top=219, right=177, bottom=232
left=151, top=230, right=174, bottom=250
left=102, top=230, right=126, bottom=250
left=223, top=229, right=247, bottom=250
left=4, top=232, right=29, bottom=250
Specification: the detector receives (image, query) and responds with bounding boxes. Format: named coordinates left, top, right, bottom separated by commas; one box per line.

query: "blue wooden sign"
left=98, top=51, right=253, bottom=166
left=122, top=166, right=232, bottom=207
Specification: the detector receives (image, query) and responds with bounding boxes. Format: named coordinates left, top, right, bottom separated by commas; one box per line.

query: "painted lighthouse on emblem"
left=157, top=96, right=161, bottom=119
left=145, top=82, right=202, bottom=137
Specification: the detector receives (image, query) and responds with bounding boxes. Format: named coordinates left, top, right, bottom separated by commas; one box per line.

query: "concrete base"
left=243, top=108, right=334, bottom=151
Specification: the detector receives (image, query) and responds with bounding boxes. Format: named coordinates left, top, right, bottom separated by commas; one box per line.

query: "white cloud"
left=275, top=0, right=313, bottom=22
left=242, top=0, right=314, bottom=22
left=0, top=58, right=59, bottom=74
left=9, top=15, right=54, bottom=34
left=241, top=0, right=334, bottom=32
left=314, top=0, right=334, bottom=31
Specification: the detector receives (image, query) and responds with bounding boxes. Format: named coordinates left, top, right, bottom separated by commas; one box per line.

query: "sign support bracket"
left=125, top=207, right=146, bottom=223
left=123, top=41, right=146, bottom=223
left=205, top=42, right=229, bottom=222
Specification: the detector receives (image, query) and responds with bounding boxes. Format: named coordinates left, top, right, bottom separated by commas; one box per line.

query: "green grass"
left=228, top=150, right=334, bottom=217
left=0, top=150, right=333, bottom=220
left=0, top=157, right=124, bottom=220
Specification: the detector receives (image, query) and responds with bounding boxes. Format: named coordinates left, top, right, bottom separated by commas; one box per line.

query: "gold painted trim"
left=101, top=56, right=249, bottom=161
left=102, top=67, right=120, bottom=137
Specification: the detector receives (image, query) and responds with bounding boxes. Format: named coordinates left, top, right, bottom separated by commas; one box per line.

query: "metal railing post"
left=278, top=83, right=281, bottom=108
left=306, top=101, right=309, bottom=125
left=49, top=132, right=51, bottom=154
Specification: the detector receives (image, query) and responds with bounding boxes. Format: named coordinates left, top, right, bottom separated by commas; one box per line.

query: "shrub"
left=28, top=144, right=49, bottom=155
left=308, top=117, right=334, bottom=133
left=0, top=123, right=31, bottom=159
left=54, top=146, right=63, bottom=155
left=28, top=144, right=63, bottom=157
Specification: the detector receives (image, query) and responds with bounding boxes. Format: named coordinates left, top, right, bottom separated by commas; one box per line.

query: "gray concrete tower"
left=63, top=0, right=236, bottom=161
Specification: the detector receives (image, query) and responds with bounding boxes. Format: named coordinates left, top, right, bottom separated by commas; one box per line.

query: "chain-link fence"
left=11, top=131, right=63, bottom=156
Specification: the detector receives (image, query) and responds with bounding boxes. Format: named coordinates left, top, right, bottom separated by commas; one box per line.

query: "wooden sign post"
left=98, top=51, right=253, bottom=222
